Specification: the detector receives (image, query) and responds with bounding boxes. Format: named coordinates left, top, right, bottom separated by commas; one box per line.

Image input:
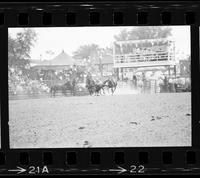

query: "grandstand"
left=113, top=38, right=176, bottom=78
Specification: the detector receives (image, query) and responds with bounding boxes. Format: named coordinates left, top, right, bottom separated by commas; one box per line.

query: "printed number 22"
left=130, top=165, right=144, bottom=173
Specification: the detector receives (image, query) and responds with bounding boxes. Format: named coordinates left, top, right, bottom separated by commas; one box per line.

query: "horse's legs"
left=113, top=85, right=117, bottom=94
left=103, top=88, right=105, bottom=94
left=111, top=88, right=114, bottom=95
left=51, top=89, right=54, bottom=97
left=88, top=88, right=91, bottom=96
left=50, top=88, right=53, bottom=97
left=113, top=87, right=116, bottom=94
left=109, top=88, right=112, bottom=95
left=91, top=87, right=95, bottom=96
left=94, top=88, right=99, bottom=96
left=54, top=89, right=57, bottom=97
left=101, top=88, right=105, bottom=95
left=102, top=85, right=106, bottom=95
left=89, top=88, right=92, bottom=96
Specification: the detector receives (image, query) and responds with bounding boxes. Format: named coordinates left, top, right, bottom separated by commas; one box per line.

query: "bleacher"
left=113, top=38, right=175, bottom=68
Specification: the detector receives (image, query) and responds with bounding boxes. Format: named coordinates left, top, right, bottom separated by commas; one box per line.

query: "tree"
left=114, top=27, right=172, bottom=54
left=101, top=47, right=113, bottom=56
left=8, top=28, right=37, bottom=72
left=114, top=29, right=129, bottom=41
left=72, top=44, right=100, bottom=74
left=73, top=44, right=100, bottom=61
left=114, top=26, right=172, bottom=41
left=73, top=44, right=113, bottom=77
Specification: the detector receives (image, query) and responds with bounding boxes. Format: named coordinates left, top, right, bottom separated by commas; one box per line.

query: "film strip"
left=0, top=1, right=200, bottom=175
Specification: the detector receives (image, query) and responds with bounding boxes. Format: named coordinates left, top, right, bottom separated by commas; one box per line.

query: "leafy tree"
left=8, top=28, right=37, bottom=72
left=114, top=29, right=129, bottom=41
left=114, top=27, right=172, bottom=54
left=73, top=44, right=113, bottom=77
left=114, top=26, right=172, bottom=41
left=72, top=44, right=100, bottom=75
left=73, top=44, right=100, bottom=61
left=101, top=47, right=113, bottom=56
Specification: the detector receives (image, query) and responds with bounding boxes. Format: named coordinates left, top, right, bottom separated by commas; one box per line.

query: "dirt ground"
left=9, top=93, right=191, bottom=148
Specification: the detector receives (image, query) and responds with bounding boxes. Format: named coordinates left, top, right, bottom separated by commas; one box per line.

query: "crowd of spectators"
left=9, top=68, right=49, bottom=96
left=9, top=66, right=86, bottom=96
left=130, top=45, right=168, bottom=55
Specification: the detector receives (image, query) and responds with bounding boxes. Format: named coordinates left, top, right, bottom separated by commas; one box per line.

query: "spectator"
left=142, top=72, right=147, bottom=93
left=132, top=74, right=137, bottom=89
left=163, top=76, right=169, bottom=92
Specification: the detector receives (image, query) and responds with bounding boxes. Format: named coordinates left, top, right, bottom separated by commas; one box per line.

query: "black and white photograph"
left=8, top=26, right=191, bottom=148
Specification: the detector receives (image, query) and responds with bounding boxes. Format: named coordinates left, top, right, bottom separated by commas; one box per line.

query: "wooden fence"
left=9, top=90, right=90, bottom=100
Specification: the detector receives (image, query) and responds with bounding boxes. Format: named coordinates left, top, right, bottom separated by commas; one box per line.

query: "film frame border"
left=0, top=1, right=200, bottom=175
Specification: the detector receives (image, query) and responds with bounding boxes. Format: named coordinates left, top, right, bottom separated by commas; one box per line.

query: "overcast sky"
left=9, top=26, right=190, bottom=60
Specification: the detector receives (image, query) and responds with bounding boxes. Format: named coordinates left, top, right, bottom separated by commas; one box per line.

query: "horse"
left=86, top=78, right=105, bottom=96
left=50, top=81, right=76, bottom=97
left=103, top=78, right=117, bottom=95
left=94, top=83, right=106, bottom=96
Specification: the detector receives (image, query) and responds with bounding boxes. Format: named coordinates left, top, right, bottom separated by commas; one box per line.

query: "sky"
left=9, top=26, right=190, bottom=60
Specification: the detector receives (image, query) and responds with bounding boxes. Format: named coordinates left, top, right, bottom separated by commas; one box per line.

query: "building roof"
left=93, top=55, right=113, bottom=65
left=31, top=50, right=75, bottom=67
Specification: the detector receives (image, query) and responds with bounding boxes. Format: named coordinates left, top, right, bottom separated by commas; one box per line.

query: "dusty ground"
left=9, top=93, right=191, bottom=148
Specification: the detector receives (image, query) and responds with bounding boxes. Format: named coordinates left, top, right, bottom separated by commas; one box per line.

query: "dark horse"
left=103, top=78, right=117, bottom=95
left=50, top=80, right=76, bottom=97
left=86, top=78, right=105, bottom=96
left=94, top=83, right=106, bottom=96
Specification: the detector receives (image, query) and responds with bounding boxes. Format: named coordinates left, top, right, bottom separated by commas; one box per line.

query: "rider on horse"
left=85, top=73, right=106, bottom=96
left=86, top=73, right=95, bottom=95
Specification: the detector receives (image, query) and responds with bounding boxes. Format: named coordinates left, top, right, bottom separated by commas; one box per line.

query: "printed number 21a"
left=29, top=166, right=49, bottom=174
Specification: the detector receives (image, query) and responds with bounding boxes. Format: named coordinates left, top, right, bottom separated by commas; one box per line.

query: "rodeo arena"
left=9, top=37, right=191, bottom=148
left=9, top=38, right=191, bottom=99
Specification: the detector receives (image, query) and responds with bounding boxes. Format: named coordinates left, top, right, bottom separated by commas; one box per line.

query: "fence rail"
left=114, top=51, right=175, bottom=64
left=9, top=90, right=90, bottom=100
